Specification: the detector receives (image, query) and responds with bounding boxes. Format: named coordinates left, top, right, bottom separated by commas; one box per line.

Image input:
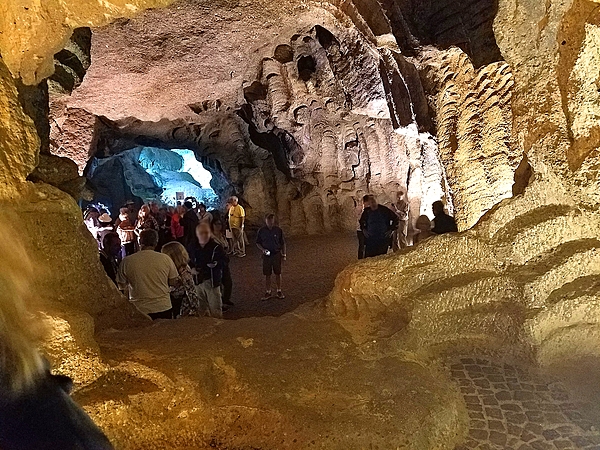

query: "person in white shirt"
left=392, top=189, right=410, bottom=251
left=197, top=203, right=213, bottom=225
left=117, top=229, right=180, bottom=319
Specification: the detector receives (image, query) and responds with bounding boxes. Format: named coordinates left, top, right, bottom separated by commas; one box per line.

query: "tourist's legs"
left=265, top=274, right=272, bottom=293
left=148, top=308, right=173, bottom=320
left=364, top=240, right=389, bottom=258
left=357, top=230, right=365, bottom=259
left=275, top=274, right=282, bottom=291
left=222, top=265, right=233, bottom=305
left=196, top=280, right=222, bottom=318
left=232, top=227, right=245, bottom=256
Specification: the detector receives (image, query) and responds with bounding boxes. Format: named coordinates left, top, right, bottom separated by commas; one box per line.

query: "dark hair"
left=362, top=194, right=373, bottom=202
left=265, top=213, right=275, bottom=220
left=432, top=201, right=445, bottom=214
left=198, top=203, right=206, bottom=210
left=139, top=229, right=159, bottom=248
left=102, top=232, right=120, bottom=250
left=184, top=201, right=193, bottom=209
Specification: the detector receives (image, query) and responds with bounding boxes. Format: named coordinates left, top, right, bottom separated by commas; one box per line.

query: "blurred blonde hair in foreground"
left=0, top=220, right=45, bottom=392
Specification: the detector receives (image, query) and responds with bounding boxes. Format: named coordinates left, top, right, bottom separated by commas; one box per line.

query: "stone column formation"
left=1, top=0, right=600, bottom=448
left=33, top=0, right=522, bottom=233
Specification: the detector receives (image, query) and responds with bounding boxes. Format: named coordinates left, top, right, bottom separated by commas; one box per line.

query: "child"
left=256, top=214, right=287, bottom=300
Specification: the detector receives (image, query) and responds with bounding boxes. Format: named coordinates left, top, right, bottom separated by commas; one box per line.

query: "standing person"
left=126, top=200, right=138, bottom=223
left=431, top=201, right=458, bottom=234
left=95, top=213, right=113, bottom=250
left=171, top=205, right=186, bottom=242
left=181, top=201, right=199, bottom=252
left=224, top=201, right=234, bottom=254
left=392, top=189, right=410, bottom=251
left=228, top=196, right=246, bottom=257
left=212, top=219, right=233, bottom=307
left=99, top=232, right=121, bottom=285
left=413, top=215, right=436, bottom=244
left=161, top=241, right=205, bottom=317
left=256, top=214, right=287, bottom=300
left=197, top=203, right=213, bottom=225
left=190, top=223, right=227, bottom=318
left=117, top=229, right=180, bottom=320
left=117, top=208, right=136, bottom=256
left=83, top=207, right=99, bottom=237
left=135, top=204, right=158, bottom=236
left=359, top=195, right=399, bottom=258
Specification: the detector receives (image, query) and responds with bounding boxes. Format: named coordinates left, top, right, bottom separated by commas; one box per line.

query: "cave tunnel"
left=3, top=0, right=600, bottom=449
left=85, top=147, right=219, bottom=217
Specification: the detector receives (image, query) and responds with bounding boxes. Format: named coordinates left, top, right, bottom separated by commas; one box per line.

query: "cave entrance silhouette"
left=85, top=146, right=218, bottom=217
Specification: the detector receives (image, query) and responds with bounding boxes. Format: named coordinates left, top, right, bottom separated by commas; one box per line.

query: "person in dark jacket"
left=256, top=214, right=287, bottom=300
left=190, top=223, right=227, bottom=318
left=359, top=195, right=399, bottom=258
left=99, top=232, right=121, bottom=285
left=431, top=200, right=458, bottom=234
left=181, top=201, right=199, bottom=253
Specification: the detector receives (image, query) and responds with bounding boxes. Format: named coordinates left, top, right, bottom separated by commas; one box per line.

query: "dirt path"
left=224, top=233, right=358, bottom=319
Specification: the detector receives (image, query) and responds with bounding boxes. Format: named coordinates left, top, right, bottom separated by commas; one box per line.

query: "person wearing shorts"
left=256, top=214, right=287, bottom=300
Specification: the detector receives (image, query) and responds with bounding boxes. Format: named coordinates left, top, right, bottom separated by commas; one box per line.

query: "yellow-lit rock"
left=0, top=0, right=174, bottom=84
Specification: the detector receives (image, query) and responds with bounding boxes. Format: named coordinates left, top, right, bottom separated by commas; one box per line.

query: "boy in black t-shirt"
left=256, top=214, right=287, bottom=300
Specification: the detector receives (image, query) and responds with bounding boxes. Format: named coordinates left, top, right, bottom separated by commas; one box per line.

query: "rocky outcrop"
left=418, top=46, right=520, bottom=229
left=44, top=0, right=522, bottom=233
left=3, top=0, right=600, bottom=448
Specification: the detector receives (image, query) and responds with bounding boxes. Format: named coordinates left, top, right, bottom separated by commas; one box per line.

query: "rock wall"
left=45, top=0, right=522, bottom=233
left=2, top=0, right=600, bottom=448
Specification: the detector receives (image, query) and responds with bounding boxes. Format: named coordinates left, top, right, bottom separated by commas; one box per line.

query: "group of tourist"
left=85, top=195, right=289, bottom=320
left=357, top=191, right=458, bottom=259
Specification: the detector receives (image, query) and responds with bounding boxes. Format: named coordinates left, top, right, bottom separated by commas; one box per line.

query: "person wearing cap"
left=83, top=207, right=100, bottom=238
left=96, top=213, right=114, bottom=250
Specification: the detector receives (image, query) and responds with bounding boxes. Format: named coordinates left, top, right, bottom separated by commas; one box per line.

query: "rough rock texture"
left=418, top=47, right=520, bottom=229
left=0, top=0, right=174, bottom=84
left=3, top=0, right=600, bottom=448
left=0, top=57, right=147, bottom=373
left=46, top=0, right=522, bottom=233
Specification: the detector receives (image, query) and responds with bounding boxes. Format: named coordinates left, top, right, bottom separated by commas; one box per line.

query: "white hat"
left=98, top=213, right=112, bottom=223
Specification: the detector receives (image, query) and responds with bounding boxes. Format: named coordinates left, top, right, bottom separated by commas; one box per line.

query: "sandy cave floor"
left=223, top=232, right=358, bottom=319
left=72, top=233, right=600, bottom=449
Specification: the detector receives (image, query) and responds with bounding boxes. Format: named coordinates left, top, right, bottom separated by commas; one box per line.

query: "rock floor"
left=450, top=357, right=600, bottom=450
left=225, top=233, right=358, bottom=319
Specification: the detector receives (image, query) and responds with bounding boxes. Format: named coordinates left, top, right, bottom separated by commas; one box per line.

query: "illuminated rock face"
left=45, top=0, right=521, bottom=233
left=2, top=0, right=600, bottom=448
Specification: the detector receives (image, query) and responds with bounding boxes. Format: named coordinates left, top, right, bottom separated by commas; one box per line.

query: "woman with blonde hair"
left=161, top=241, right=204, bottom=317
left=413, top=215, right=436, bottom=245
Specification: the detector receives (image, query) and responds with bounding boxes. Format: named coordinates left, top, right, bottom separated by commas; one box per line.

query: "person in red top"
left=170, top=205, right=185, bottom=241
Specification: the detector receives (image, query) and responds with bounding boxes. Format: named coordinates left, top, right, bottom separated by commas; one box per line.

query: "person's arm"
left=116, top=262, right=128, bottom=294
left=281, top=229, right=287, bottom=260
left=359, top=210, right=368, bottom=231
left=167, top=259, right=181, bottom=287
left=389, top=207, right=400, bottom=230
left=256, top=229, right=267, bottom=254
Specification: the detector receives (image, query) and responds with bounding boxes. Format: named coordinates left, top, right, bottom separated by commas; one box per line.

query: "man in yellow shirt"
left=228, top=196, right=246, bottom=257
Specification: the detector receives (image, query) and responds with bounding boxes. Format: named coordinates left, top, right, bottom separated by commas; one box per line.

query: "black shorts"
left=263, top=252, right=282, bottom=276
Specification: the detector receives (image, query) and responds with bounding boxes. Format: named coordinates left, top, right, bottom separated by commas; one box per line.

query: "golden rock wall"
left=420, top=47, right=520, bottom=230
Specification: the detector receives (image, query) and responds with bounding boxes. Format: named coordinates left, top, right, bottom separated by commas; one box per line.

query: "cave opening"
left=85, top=146, right=219, bottom=217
